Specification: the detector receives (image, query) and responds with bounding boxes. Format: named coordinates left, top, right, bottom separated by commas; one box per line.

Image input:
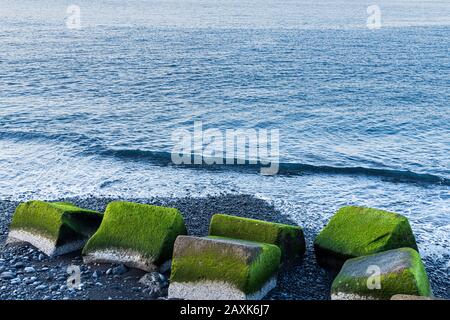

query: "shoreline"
left=0, top=194, right=448, bottom=300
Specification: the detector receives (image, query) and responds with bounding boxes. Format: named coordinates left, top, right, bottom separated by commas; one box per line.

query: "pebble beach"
left=1, top=194, right=448, bottom=300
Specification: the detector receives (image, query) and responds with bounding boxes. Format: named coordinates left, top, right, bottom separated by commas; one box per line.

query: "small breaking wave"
left=1, top=130, right=449, bottom=186
left=105, top=148, right=450, bottom=186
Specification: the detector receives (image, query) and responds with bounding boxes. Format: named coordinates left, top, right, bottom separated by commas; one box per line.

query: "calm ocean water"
left=0, top=1, right=449, bottom=262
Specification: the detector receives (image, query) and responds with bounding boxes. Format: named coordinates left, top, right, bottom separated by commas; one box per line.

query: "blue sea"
left=0, top=0, right=449, bottom=263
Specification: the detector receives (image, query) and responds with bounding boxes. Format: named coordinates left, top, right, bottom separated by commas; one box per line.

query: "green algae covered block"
left=169, top=236, right=281, bottom=300
left=83, top=201, right=187, bottom=272
left=314, top=206, right=418, bottom=269
left=7, top=200, right=102, bottom=256
left=209, top=214, right=305, bottom=260
left=331, top=248, right=432, bottom=300
left=391, top=294, right=436, bottom=300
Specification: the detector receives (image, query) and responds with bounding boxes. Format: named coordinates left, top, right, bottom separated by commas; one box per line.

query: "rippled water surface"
left=0, top=0, right=449, bottom=264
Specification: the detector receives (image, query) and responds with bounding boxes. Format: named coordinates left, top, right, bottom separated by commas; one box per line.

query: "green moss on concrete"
left=170, top=236, right=281, bottom=294
left=314, top=206, right=418, bottom=267
left=246, top=241, right=282, bottom=293
left=331, top=248, right=432, bottom=299
left=209, top=214, right=305, bottom=259
left=10, top=200, right=102, bottom=242
left=82, top=201, right=187, bottom=264
left=408, top=249, right=432, bottom=297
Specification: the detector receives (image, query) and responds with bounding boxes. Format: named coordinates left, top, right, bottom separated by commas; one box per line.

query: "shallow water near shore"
left=0, top=0, right=449, bottom=298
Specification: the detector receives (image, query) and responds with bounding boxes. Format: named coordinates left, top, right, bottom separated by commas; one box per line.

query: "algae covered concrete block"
left=83, top=201, right=187, bottom=272
left=314, top=206, right=418, bottom=269
left=391, top=294, right=436, bottom=300
left=7, top=201, right=102, bottom=256
left=168, top=236, right=281, bottom=300
left=331, top=248, right=432, bottom=300
left=209, top=214, right=305, bottom=260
